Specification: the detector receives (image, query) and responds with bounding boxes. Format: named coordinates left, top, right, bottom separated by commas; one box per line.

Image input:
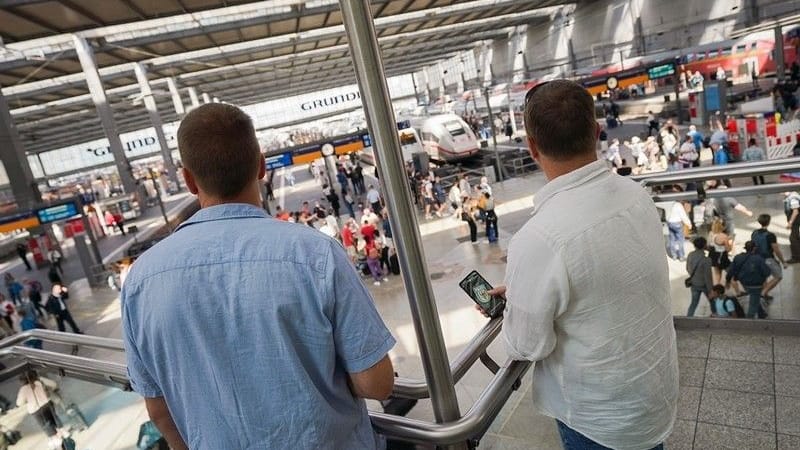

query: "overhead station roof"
left=1, top=0, right=569, bottom=155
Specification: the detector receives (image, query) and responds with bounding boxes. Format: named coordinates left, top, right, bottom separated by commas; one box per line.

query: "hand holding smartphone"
left=459, top=270, right=506, bottom=318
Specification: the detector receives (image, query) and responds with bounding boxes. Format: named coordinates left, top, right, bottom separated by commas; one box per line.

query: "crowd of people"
left=0, top=272, right=82, bottom=338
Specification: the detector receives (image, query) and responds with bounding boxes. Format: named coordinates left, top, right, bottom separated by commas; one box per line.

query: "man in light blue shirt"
left=742, top=138, right=767, bottom=184
left=121, top=103, right=395, bottom=450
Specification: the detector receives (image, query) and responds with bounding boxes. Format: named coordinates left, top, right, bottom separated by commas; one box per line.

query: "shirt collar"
left=532, top=159, right=609, bottom=214
left=175, top=203, right=270, bottom=232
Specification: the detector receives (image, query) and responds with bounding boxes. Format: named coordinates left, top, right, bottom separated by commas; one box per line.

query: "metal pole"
left=148, top=168, right=169, bottom=229
left=134, top=63, right=180, bottom=191
left=775, top=25, right=786, bottom=82
left=484, top=87, right=504, bottom=182
left=673, top=60, right=682, bottom=124
left=72, top=35, right=139, bottom=200
left=188, top=87, right=200, bottom=108
left=166, top=77, right=186, bottom=117
left=80, top=209, right=103, bottom=265
left=338, top=0, right=463, bottom=432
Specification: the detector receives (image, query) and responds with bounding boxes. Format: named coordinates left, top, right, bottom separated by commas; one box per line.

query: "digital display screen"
left=648, top=63, right=676, bottom=80
left=36, top=202, right=79, bottom=224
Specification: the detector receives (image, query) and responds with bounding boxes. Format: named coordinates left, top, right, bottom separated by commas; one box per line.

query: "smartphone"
left=459, top=270, right=505, bottom=318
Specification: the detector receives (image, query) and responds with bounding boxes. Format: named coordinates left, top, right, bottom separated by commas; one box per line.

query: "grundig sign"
left=300, top=91, right=361, bottom=111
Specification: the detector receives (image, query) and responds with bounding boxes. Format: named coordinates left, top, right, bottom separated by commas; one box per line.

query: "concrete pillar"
left=0, top=91, right=39, bottom=209
left=72, top=35, right=138, bottom=197
left=202, top=93, right=211, bottom=104
left=775, top=25, right=785, bottom=81
left=133, top=62, right=180, bottom=191
left=166, top=77, right=185, bottom=117
left=188, top=87, right=200, bottom=108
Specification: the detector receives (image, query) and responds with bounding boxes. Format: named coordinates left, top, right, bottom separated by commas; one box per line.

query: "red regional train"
left=586, top=28, right=800, bottom=84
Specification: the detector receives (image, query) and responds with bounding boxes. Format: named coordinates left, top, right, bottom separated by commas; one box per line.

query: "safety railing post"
left=337, top=0, right=464, bottom=437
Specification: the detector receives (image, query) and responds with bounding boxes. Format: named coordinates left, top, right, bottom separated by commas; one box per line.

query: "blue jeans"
left=687, top=286, right=705, bottom=317
left=744, top=286, right=766, bottom=318
left=556, top=420, right=663, bottom=450
left=667, top=222, right=685, bottom=259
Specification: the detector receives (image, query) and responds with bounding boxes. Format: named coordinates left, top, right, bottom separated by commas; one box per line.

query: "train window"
left=444, top=121, right=467, bottom=137
left=721, top=47, right=731, bottom=56
left=735, top=44, right=746, bottom=54
left=708, top=50, right=718, bottom=58
left=696, top=53, right=705, bottom=61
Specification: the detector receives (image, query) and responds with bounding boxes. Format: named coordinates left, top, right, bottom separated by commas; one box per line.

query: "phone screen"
left=459, top=270, right=505, bottom=317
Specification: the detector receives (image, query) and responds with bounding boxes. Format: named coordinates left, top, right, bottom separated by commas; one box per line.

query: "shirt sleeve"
left=120, top=282, right=163, bottom=398
left=503, top=229, right=570, bottom=362
left=328, top=242, right=396, bottom=373
left=725, top=299, right=736, bottom=313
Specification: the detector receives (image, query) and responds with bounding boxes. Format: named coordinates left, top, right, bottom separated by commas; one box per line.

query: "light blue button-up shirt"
left=121, top=203, right=395, bottom=449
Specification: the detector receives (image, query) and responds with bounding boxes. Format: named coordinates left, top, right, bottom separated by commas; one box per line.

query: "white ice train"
left=359, top=114, right=480, bottom=165
left=411, top=114, right=480, bottom=163
left=358, top=126, right=424, bottom=165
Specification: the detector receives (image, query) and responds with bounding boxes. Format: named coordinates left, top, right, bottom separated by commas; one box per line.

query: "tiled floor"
left=665, top=330, right=800, bottom=449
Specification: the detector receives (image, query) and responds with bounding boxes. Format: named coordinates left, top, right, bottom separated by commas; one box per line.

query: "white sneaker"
left=382, top=277, right=388, bottom=282
left=373, top=281, right=381, bottom=286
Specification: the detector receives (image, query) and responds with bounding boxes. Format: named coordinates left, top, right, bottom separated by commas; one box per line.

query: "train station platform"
left=0, top=157, right=797, bottom=449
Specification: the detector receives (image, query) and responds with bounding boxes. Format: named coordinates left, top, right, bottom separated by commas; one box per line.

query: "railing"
left=630, top=156, right=800, bottom=182
left=0, top=318, right=517, bottom=446
left=637, top=159, right=800, bottom=187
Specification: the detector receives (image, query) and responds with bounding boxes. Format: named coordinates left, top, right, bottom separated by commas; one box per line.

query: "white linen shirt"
left=503, top=159, right=678, bottom=450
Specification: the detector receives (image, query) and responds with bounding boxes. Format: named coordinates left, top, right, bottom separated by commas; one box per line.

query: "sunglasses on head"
left=524, top=81, right=550, bottom=106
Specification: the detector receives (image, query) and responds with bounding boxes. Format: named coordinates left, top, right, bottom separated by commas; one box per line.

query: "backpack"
left=751, top=229, right=772, bottom=259
left=716, top=296, right=745, bottom=318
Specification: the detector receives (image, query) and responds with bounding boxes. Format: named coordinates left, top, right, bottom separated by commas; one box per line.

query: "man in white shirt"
left=485, top=80, right=678, bottom=450
left=366, top=185, right=382, bottom=213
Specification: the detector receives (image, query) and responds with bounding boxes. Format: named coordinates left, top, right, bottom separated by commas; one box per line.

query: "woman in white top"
left=667, top=199, right=692, bottom=260
left=16, top=371, right=60, bottom=437
left=707, top=218, right=733, bottom=285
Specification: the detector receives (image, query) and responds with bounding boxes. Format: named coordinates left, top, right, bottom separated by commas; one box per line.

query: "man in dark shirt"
left=751, top=214, right=788, bottom=303
left=686, top=237, right=714, bottom=317
left=726, top=241, right=771, bottom=318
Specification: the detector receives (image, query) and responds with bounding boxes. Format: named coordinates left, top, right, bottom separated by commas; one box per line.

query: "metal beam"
left=72, top=35, right=138, bottom=197
left=0, top=89, right=39, bottom=208
left=3, top=2, right=558, bottom=100
left=9, top=25, right=511, bottom=117
left=133, top=62, right=179, bottom=189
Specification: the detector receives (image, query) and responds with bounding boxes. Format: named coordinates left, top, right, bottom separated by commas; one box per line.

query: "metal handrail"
left=0, top=327, right=526, bottom=446
left=0, top=338, right=530, bottom=447
left=0, top=346, right=129, bottom=390
left=0, top=319, right=502, bottom=401
left=393, top=317, right=503, bottom=399
left=652, top=182, right=800, bottom=202
left=631, top=157, right=800, bottom=182
left=371, top=360, right=531, bottom=445
left=0, top=330, right=125, bottom=352
left=640, top=161, right=800, bottom=186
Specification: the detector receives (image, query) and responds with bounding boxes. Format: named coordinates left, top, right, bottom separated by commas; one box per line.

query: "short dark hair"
left=177, top=103, right=261, bottom=199
left=712, top=284, right=725, bottom=295
left=744, top=241, right=755, bottom=252
left=524, top=80, right=597, bottom=160
left=693, top=237, right=707, bottom=250
left=757, top=214, right=771, bottom=227
left=748, top=138, right=757, bottom=146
